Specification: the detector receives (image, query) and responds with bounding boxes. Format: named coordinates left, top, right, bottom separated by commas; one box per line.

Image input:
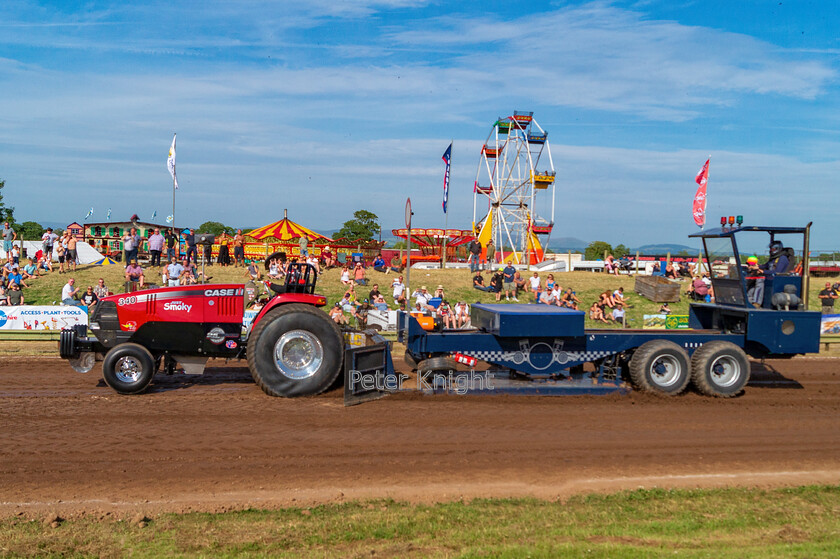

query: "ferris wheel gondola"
left=472, top=111, right=556, bottom=265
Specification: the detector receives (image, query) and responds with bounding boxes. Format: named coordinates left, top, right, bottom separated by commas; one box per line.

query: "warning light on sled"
left=736, top=215, right=743, bottom=226
left=720, top=216, right=727, bottom=226
left=728, top=216, right=736, bottom=225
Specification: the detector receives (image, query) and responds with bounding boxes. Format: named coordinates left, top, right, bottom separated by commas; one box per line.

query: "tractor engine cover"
left=89, top=284, right=246, bottom=357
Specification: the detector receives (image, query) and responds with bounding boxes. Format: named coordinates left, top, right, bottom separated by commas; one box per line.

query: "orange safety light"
left=728, top=216, right=735, bottom=225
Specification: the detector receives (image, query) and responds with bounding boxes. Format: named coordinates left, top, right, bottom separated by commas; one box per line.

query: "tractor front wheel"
left=247, top=304, right=344, bottom=397
left=102, top=343, right=156, bottom=395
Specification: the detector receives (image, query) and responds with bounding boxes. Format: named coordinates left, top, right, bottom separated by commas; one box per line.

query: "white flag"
left=167, top=133, right=179, bottom=189
left=151, top=210, right=157, bottom=220
left=166, top=215, right=174, bottom=224
left=84, top=207, right=94, bottom=220
left=106, top=208, right=111, bottom=221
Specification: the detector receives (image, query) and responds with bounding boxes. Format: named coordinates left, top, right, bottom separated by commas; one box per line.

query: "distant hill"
left=546, top=237, right=588, bottom=251
left=635, top=243, right=699, bottom=255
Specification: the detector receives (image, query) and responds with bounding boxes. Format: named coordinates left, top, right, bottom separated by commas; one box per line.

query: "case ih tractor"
left=60, top=223, right=821, bottom=400
left=60, top=261, right=345, bottom=397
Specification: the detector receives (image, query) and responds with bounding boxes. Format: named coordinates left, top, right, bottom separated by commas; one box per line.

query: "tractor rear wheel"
left=690, top=341, right=750, bottom=397
left=102, top=343, right=156, bottom=395
left=628, top=340, right=691, bottom=395
left=416, top=356, right=457, bottom=374
left=247, top=304, right=343, bottom=397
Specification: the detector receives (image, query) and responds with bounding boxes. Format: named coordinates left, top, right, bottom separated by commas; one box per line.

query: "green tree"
left=0, top=179, right=15, bottom=225
left=391, top=240, right=407, bottom=249
left=614, top=244, right=629, bottom=258
left=198, top=221, right=234, bottom=236
left=585, top=241, right=613, bottom=261
left=336, top=210, right=380, bottom=241
left=18, top=221, right=44, bottom=240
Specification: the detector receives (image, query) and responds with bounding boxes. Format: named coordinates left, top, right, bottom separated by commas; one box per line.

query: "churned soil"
left=1, top=356, right=839, bottom=517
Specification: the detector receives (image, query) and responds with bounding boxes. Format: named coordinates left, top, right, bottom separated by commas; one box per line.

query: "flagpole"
left=441, top=140, right=452, bottom=269
left=702, top=154, right=710, bottom=231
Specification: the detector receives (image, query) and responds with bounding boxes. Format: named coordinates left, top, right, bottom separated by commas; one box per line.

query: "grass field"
left=2, top=486, right=839, bottom=557
left=19, top=260, right=840, bottom=330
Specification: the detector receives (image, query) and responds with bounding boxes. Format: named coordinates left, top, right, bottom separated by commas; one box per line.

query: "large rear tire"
left=690, top=341, right=750, bottom=398
left=629, top=340, right=691, bottom=395
left=102, top=343, right=155, bottom=395
left=247, top=304, right=343, bottom=397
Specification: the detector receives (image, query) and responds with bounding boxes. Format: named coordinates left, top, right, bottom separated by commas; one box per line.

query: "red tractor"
left=59, top=262, right=345, bottom=397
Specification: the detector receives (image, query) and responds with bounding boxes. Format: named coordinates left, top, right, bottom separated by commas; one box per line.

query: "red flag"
left=693, top=158, right=709, bottom=227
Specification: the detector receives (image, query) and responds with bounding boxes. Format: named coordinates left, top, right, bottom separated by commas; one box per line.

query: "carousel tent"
left=246, top=209, right=333, bottom=242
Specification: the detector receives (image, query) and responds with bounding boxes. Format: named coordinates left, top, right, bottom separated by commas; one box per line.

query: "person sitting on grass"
left=373, top=293, right=389, bottom=311
left=80, top=286, right=98, bottom=307
left=61, top=278, right=81, bottom=306
left=94, top=278, right=109, bottom=299
left=268, top=258, right=283, bottom=280
left=22, top=258, right=39, bottom=280
left=372, top=254, right=388, bottom=274
left=528, top=272, right=540, bottom=295
left=7, top=282, right=23, bottom=306
left=560, top=289, right=581, bottom=310
left=329, top=303, right=348, bottom=325
left=340, top=265, right=352, bottom=285
left=658, top=302, right=671, bottom=314
left=489, top=269, right=504, bottom=301
left=353, top=262, right=367, bottom=286
left=513, top=271, right=527, bottom=296
left=339, top=290, right=357, bottom=316
left=604, top=254, right=620, bottom=276
left=473, top=272, right=490, bottom=292
left=412, top=285, right=436, bottom=312
left=305, top=254, right=321, bottom=276
left=610, top=305, right=626, bottom=326
left=38, top=255, right=53, bottom=274
left=612, top=286, right=631, bottom=308
left=7, top=266, right=27, bottom=289
left=245, top=260, right=261, bottom=281
left=355, top=299, right=370, bottom=328
left=545, top=274, right=556, bottom=292
left=125, top=260, right=145, bottom=288
left=433, top=285, right=446, bottom=300
left=589, top=301, right=610, bottom=323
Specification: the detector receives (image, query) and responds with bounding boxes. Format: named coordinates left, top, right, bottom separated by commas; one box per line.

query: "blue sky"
left=0, top=0, right=837, bottom=249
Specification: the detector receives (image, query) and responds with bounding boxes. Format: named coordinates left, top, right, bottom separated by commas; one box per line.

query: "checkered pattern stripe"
left=462, top=349, right=616, bottom=364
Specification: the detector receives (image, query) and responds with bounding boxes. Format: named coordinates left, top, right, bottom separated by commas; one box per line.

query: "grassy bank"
left=20, top=261, right=840, bottom=330
left=2, top=485, right=839, bottom=557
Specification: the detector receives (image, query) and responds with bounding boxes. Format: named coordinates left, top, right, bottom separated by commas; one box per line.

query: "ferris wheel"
left=472, top=111, right=556, bottom=265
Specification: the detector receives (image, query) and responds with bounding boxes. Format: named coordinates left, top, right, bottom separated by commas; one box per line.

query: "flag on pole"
left=167, top=133, right=179, bottom=190
left=693, top=158, right=710, bottom=228
left=84, top=207, right=94, bottom=221
left=441, top=142, right=452, bottom=213
left=106, top=208, right=111, bottom=221
left=151, top=210, right=157, bottom=220
left=166, top=215, right=174, bottom=224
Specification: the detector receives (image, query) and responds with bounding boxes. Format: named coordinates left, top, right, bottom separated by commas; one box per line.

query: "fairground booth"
left=212, top=210, right=384, bottom=263
left=390, top=228, right=476, bottom=264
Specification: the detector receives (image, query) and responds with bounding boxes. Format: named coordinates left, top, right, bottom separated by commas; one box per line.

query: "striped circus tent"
left=93, top=257, right=118, bottom=265
left=246, top=209, right=333, bottom=242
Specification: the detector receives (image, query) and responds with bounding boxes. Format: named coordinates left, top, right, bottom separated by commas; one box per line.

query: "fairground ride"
left=472, top=111, right=555, bottom=265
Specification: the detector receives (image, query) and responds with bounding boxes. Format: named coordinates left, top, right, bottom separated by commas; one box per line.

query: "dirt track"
left=1, top=356, right=839, bottom=517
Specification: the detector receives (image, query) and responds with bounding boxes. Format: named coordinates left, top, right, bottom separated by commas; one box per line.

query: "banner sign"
left=643, top=314, right=689, bottom=329
left=0, top=305, right=88, bottom=331
left=820, top=314, right=840, bottom=335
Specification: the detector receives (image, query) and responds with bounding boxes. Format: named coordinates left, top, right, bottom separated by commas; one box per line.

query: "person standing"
left=148, top=228, right=165, bottom=268
left=299, top=235, right=308, bottom=258
left=122, top=227, right=140, bottom=264
left=233, top=229, right=245, bottom=267
left=185, top=228, right=197, bottom=265
left=166, top=257, right=184, bottom=287
left=819, top=282, right=838, bottom=314
left=165, top=229, right=178, bottom=261
left=42, top=227, right=57, bottom=260
left=65, top=233, right=78, bottom=272
left=503, top=262, right=517, bottom=301
left=468, top=239, right=482, bottom=273
left=2, top=222, right=16, bottom=256
left=485, top=240, right=495, bottom=271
